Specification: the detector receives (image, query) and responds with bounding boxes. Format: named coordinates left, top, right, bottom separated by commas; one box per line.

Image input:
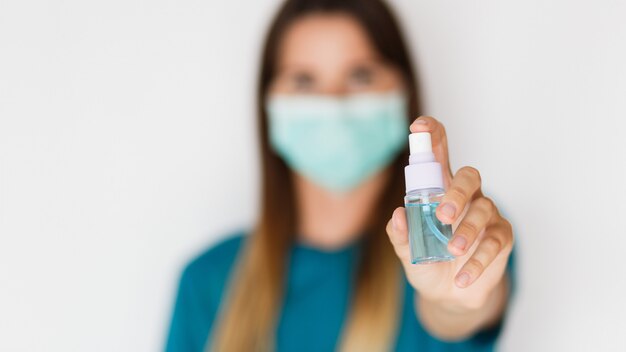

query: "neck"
left=293, top=168, right=391, bottom=250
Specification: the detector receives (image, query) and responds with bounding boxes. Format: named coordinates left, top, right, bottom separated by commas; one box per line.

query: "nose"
left=317, top=78, right=348, bottom=97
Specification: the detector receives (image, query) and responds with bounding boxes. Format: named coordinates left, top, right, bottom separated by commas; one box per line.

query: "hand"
left=386, top=116, right=514, bottom=312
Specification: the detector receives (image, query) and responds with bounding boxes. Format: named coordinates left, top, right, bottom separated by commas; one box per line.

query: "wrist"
left=416, top=292, right=483, bottom=318
left=416, top=275, right=507, bottom=316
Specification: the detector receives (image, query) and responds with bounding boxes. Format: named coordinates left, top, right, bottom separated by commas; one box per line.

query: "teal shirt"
left=166, top=232, right=516, bottom=351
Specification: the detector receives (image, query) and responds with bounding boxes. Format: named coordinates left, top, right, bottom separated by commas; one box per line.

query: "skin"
left=268, top=13, right=514, bottom=341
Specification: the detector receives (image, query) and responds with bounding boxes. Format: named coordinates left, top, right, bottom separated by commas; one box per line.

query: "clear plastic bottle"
left=404, top=133, right=454, bottom=264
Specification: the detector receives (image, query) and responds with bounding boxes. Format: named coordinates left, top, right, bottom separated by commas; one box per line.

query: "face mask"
left=266, top=90, right=408, bottom=193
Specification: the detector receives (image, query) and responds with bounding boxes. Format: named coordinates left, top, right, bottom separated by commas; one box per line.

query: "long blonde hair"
left=210, top=0, right=420, bottom=350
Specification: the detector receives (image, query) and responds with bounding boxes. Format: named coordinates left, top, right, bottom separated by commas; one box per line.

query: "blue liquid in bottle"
left=405, top=189, right=454, bottom=264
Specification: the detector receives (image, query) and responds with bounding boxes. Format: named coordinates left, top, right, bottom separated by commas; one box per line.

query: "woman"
left=166, top=0, right=515, bottom=351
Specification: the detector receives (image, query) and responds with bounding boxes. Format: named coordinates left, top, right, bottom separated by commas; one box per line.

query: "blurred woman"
left=166, top=0, right=515, bottom=351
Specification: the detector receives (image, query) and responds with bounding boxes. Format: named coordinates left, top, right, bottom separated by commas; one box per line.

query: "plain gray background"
left=1, top=0, right=625, bottom=351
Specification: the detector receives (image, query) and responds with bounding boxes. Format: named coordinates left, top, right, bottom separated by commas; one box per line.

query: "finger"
left=436, top=166, right=482, bottom=224
left=409, top=116, right=454, bottom=185
left=454, top=220, right=513, bottom=288
left=386, top=207, right=410, bottom=262
left=447, top=197, right=496, bottom=256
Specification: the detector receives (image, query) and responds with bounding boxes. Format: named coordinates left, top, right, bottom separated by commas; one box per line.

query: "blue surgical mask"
left=266, top=90, right=408, bottom=193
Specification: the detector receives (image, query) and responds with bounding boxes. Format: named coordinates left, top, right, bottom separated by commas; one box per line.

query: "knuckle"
left=482, top=236, right=503, bottom=255
left=459, top=219, right=481, bottom=237
left=472, top=197, right=494, bottom=218
left=447, top=186, right=467, bottom=204
left=465, top=257, right=484, bottom=275
left=478, top=197, right=496, bottom=214
left=500, top=219, right=515, bottom=248
left=502, top=218, right=513, bottom=233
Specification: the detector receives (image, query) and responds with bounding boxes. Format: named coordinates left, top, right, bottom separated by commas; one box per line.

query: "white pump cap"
left=409, top=132, right=432, bottom=154
left=404, top=132, right=444, bottom=192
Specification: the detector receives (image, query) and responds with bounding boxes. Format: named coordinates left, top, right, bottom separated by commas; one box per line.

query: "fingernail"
left=456, top=272, right=470, bottom=287
left=440, top=203, right=456, bottom=218
left=450, top=236, right=467, bottom=251
left=412, top=119, right=427, bottom=126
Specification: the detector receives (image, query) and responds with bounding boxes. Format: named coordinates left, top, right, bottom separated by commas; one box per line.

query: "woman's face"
left=269, top=13, right=405, bottom=96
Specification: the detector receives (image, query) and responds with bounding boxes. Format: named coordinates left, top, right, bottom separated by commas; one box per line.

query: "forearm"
left=416, top=274, right=510, bottom=341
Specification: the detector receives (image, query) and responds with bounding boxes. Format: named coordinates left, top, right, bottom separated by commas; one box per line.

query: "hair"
left=210, top=0, right=420, bottom=350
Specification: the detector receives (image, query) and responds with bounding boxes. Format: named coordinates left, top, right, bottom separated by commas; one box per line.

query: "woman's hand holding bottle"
left=386, top=116, right=514, bottom=326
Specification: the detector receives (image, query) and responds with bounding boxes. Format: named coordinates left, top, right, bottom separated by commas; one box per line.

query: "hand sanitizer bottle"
left=404, top=132, right=454, bottom=264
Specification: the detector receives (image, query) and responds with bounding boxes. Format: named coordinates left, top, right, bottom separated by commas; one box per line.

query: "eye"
left=349, top=66, right=374, bottom=86
left=291, top=72, right=314, bottom=92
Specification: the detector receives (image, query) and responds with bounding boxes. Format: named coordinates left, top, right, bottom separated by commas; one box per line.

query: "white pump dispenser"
left=404, top=132, right=444, bottom=193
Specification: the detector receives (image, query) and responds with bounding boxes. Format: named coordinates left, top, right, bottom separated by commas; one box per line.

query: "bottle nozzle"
left=409, top=132, right=433, bottom=155
left=404, top=132, right=443, bottom=191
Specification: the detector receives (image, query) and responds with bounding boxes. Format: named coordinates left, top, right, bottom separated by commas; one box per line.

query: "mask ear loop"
left=422, top=204, right=450, bottom=245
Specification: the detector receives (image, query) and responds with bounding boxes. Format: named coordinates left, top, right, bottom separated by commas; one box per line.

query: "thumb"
left=386, top=207, right=411, bottom=263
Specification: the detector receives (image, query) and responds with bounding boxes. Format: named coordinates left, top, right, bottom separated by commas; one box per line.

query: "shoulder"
left=175, top=231, right=248, bottom=316
left=181, top=231, right=248, bottom=286
left=166, top=232, right=248, bottom=351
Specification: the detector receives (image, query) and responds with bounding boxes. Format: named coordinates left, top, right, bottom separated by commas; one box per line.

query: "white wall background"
left=1, top=0, right=624, bottom=351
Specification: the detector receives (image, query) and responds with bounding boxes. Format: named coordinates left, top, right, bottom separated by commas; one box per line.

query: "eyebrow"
left=275, top=57, right=385, bottom=76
